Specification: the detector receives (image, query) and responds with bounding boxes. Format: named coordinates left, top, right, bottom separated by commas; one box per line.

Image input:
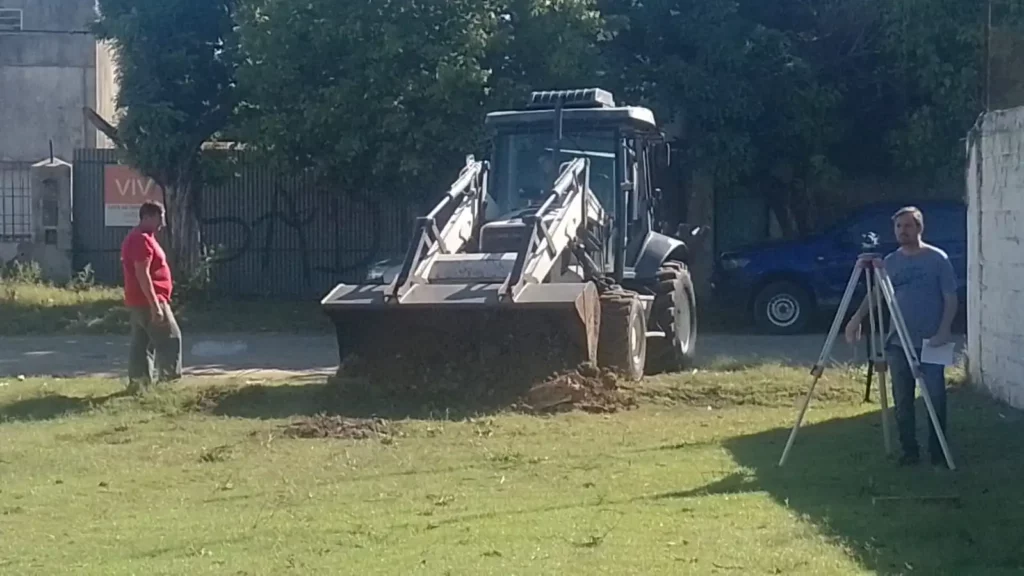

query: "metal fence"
left=0, top=161, right=32, bottom=241
left=72, top=149, right=415, bottom=298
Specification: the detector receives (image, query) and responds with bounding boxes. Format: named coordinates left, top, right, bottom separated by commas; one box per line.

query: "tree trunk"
left=686, top=168, right=715, bottom=299
left=163, top=180, right=202, bottom=282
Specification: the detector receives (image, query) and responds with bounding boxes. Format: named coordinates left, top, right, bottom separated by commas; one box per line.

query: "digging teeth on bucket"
left=322, top=88, right=704, bottom=398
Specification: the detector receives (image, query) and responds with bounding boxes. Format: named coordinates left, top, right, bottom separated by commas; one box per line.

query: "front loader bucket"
left=320, top=281, right=601, bottom=404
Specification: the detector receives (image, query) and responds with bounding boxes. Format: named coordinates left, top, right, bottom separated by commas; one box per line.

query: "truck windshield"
left=489, top=131, right=616, bottom=217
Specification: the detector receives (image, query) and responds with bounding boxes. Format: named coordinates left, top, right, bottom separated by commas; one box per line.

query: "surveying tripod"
left=778, top=253, right=956, bottom=470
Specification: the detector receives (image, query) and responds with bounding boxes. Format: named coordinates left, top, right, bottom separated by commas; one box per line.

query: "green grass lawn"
left=2, top=364, right=1021, bottom=575
left=0, top=280, right=330, bottom=336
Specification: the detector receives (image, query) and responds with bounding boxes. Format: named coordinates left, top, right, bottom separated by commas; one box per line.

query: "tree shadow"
left=0, top=390, right=130, bottom=423
left=717, top=388, right=1024, bottom=575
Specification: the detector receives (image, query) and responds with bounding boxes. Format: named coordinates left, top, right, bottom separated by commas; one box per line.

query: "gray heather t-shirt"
left=884, top=244, right=958, bottom=350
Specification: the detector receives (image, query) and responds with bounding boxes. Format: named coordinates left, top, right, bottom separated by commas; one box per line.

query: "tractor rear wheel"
left=597, top=287, right=647, bottom=381
left=647, top=260, right=697, bottom=374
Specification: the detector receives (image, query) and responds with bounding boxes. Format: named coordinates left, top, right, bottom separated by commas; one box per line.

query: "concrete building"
left=966, top=105, right=1024, bottom=408
left=0, top=0, right=116, bottom=259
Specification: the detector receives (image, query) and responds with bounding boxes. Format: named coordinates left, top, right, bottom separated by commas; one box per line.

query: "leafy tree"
left=236, top=0, right=609, bottom=202
left=235, top=0, right=496, bottom=202
left=97, top=0, right=1007, bottom=259
left=93, top=0, right=240, bottom=276
left=597, top=0, right=761, bottom=186
left=599, top=0, right=997, bottom=235
left=875, top=0, right=988, bottom=178
left=484, top=0, right=607, bottom=109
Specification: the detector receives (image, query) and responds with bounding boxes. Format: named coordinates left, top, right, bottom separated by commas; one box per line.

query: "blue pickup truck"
left=711, top=200, right=968, bottom=334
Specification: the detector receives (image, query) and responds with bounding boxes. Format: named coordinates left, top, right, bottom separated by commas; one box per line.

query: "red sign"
left=103, top=165, right=164, bottom=226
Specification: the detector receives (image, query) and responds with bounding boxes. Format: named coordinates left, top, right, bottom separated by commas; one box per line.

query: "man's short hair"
left=139, top=200, right=164, bottom=220
left=892, top=206, right=924, bottom=229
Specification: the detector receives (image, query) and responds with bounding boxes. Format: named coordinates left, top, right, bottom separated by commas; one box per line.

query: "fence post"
left=25, top=156, right=74, bottom=282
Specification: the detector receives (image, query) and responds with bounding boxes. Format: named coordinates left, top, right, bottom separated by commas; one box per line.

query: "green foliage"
left=67, top=264, right=97, bottom=293
left=174, top=244, right=223, bottom=304
left=235, top=0, right=495, bottom=199
left=93, top=0, right=241, bottom=276
left=102, top=0, right=1002, bottom=232
left=0, top=260, right=43, bottom=285
left=235, top=0, right=610, bottom=200
left=593, top=0, right=993, bottom=232
left=93, top=0, right=240, bottom=188
left=484, top=0, right=607, bottom=110
left=598, top=0, right=763, bottom=185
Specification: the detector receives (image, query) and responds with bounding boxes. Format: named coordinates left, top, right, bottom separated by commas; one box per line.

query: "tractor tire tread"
left=646, top=260, right=697, bottom=374
left=597, top=289, right=645, bottom=381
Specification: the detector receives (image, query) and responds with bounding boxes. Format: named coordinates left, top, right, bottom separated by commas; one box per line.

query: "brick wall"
left=967, top=106, right=1024, bottom=408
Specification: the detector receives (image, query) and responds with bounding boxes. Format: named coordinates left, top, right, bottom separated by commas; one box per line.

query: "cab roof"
left=484, top=88, right=659, bottom=134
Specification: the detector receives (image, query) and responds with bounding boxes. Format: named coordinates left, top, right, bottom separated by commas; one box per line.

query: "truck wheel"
left=597, top=288, right=646, bottom=381
left=753, top=281, right=812, bottom=335
left=647, top=260, right=697, bottom=373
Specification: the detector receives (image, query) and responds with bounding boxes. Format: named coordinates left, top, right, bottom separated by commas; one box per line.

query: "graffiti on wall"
left=71, top=149, right=413, bottom=297
left=194, top=182, right=407, bottom=295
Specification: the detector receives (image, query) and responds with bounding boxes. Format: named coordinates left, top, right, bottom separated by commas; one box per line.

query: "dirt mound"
left=280, top=415, right=395, bottom=441
left=517, top=363, right=637, bottom=414
left=335, top=308, right=595, bottom=408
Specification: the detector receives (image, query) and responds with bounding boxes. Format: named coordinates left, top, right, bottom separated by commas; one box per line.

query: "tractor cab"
left=481, top=88, right=671, bottom=280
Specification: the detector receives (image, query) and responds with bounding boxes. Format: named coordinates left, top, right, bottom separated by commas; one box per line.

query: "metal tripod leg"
left=864, top=267, right=894, bottom=455
left=863, top=336, right=873, bottom=402
left=778, top=261, right=864, bottom=467
left=873, top=266, right=956, bottom=470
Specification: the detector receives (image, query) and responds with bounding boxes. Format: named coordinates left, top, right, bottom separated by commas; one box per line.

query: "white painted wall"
left=967, top=106, right=1024, bottom=408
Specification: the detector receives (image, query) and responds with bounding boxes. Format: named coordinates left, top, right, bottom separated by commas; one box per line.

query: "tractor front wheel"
left=597, top=288, right=647, bottom=381
left=647, top=260, right=697, bottom=374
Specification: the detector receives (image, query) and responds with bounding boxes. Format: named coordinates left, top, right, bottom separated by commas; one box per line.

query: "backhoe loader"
left=322, top=88, right=700, bottom=388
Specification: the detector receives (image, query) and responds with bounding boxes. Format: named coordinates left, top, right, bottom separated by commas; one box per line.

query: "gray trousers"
left=128, top=301, right=183, bottom=385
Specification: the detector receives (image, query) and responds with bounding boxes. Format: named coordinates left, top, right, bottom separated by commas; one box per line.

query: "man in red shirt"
left=121, top=200, right=182, bottom=392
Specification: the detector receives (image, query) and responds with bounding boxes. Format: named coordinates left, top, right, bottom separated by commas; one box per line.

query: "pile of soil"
left=517, top=363, right=637, bottom=414
left=334, top=306, right=595, bottom=408
left=280, top=415, right=395, bottom=441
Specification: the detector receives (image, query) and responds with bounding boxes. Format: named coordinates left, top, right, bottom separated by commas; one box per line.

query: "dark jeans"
left=128, top=302, right=183, bottom=386
left=887, top=344, right=947, bottom=458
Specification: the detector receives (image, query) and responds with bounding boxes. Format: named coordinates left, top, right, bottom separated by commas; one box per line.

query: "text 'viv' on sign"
left=103, top=164, right=165, bottom=227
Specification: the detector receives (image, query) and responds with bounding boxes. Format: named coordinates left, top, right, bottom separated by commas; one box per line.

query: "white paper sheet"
left=920, top=338, right=956, bottom=366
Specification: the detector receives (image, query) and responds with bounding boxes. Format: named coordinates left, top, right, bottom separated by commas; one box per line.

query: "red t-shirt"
left=121, top=228, right=174, bottom=307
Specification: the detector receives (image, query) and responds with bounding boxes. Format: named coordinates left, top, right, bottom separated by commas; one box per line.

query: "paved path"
left=0, top=332, right=966, bottom=380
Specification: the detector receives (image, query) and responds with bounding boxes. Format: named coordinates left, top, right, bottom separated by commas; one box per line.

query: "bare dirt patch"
left=280, top=414, right=396, bottom=441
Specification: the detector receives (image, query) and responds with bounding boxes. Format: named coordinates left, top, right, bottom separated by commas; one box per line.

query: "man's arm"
left=844, top=294, right=870, bottom=343
left=133, top=257, right=160, bottom=309
left=931, top=257, right=959, bottom=345
left=850, top=295, right=869, bottom=324
left=938, top=292, right=957, bottom=332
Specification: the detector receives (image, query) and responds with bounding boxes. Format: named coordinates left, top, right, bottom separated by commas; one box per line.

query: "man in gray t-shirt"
left=845, top=206, right=958, bottom=468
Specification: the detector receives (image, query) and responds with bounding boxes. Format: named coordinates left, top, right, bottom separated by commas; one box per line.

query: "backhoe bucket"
left=321, top=281, right=601, bottom=402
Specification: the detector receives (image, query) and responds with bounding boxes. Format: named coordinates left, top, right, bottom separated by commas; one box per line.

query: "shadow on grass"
left=196, top=377, right=507, bottom=421
left=0, top=390, right=130, bottom=422
left=713, top=388, right=1024, bottom=575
